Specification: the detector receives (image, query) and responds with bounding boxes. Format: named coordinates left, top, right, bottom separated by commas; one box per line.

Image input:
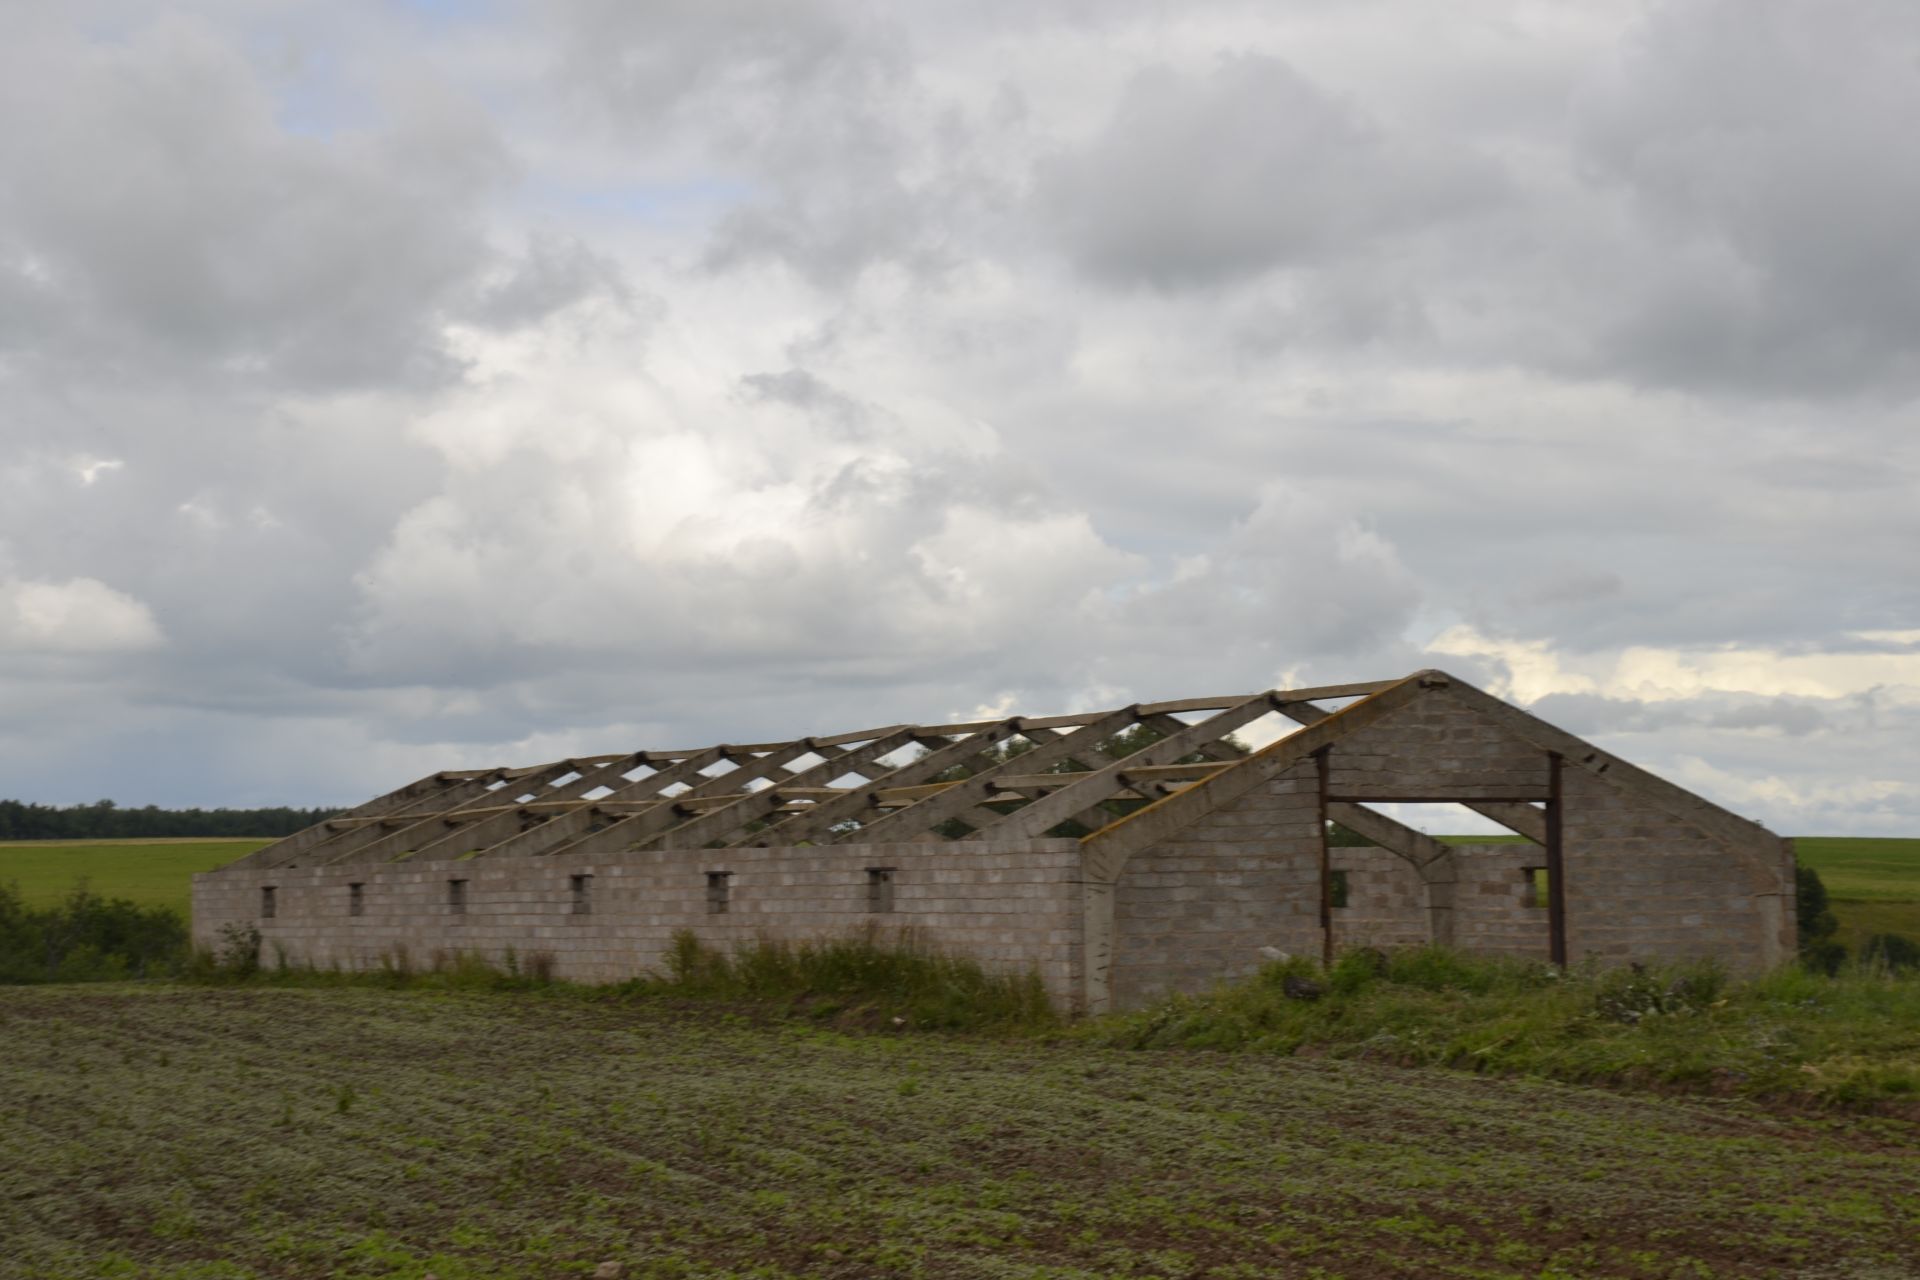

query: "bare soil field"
left=2, top=986, right=1916, bottom=1280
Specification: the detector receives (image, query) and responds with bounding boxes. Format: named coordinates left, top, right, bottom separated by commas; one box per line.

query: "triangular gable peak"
left=1083, top=671, right=1781, bottom=875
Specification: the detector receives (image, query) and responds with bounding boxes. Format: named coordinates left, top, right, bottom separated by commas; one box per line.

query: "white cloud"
left=0, top=577, right=164, bottom=654
left=1430, top=625, right=1920, bottom=706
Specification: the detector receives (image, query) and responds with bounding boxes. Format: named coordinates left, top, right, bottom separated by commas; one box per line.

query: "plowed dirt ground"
left=3, top=986, right=1916, bottom=1279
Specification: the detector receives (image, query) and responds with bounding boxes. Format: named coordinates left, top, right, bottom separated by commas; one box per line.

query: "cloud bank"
left=0, top=1, right=1915, bottom=836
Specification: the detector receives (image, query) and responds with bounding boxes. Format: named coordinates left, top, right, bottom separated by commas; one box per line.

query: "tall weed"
left=1090, top=947, right=1920, bottom=1106
left=635, top=925, right=1058, bottom=1031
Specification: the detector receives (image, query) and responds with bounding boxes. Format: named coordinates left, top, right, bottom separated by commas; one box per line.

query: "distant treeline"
left=0, top=799, right=343, bottom=841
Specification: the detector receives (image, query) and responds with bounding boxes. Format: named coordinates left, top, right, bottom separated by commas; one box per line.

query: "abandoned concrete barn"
left=195, top=670, right=1795, bottom=1013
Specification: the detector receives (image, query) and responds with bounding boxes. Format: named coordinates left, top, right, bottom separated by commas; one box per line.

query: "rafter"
left=844, top=706, right=1152, bottom=842
left=740, top=720, right=1026, bottom=846
left=240, top=675, right=1642, bottom=874
left=644, top=728, right=919, bottom=851
left=963, top=694, right=1282, bottom=842
left=540, top=741, right=836, bottom=859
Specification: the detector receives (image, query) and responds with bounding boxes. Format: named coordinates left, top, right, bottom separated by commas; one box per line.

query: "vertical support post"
left=1080, top=877, right=1115, bottom=1016
left=1546, top=751, right=1567, bottom=967
left=1315, top=746, right=1333, bottom=968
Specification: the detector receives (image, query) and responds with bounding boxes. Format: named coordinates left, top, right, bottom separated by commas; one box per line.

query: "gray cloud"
left=0, top=1, right=1916, bottom=835
left=0, top=17, right=509, bottom=394
left=1571, top=0, right=1920, bottom=397
left=1039, top=54, right=1498, bottom=289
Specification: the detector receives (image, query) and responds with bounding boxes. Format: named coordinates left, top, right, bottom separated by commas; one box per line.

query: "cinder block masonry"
left=196, top=671, right=1794, bottom=1014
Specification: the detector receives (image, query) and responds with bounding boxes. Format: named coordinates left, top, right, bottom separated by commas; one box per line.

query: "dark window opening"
left=1329, top=869, right=1350, bottom=910
left=570, top=873, right=593, bottom=915
left=448, top=878, right=468, bottom=915
left=348, top=882, right=365, bottom=917
left=706, top=871, right=731, bottom=915
left=866, top=867, right=895, bottom=913
left=1522, top=867, right=1548, bottom=908
left=260, top=885, right=277, bottom=919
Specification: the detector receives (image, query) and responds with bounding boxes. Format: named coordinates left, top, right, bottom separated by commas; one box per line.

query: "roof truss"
left=229, top=669, right=1778, bottom=883
left=232, top=682, right=1402, bottom=870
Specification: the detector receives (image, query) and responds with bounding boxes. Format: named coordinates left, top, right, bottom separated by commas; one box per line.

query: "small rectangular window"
left=706, top=871, right=731, bottom=915
left=348, top=882, right=365, bottom=917
left=570, top=873, right=593, bottom=915
left=260, top=885, right=277, bottom=919
left=1522, top=867, right=1548, bottom=909
left=1328, top=869, right=1349, bottom=910
left=448, top=878, right=468, bottom=915
left=866, top=867, right=895, bottom=913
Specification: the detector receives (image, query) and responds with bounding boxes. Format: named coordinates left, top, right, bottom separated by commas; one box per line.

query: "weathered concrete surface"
left=195, top=670, right=1795, bottom=1015
left=194, top=839, right=1085, bottom=1006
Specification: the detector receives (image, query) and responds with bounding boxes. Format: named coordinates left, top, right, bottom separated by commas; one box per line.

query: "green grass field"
left=1792, top=838, right=1920, bottom=949
left=3, top=985, right=1917, bottom=1280
left=1793, top=837, right=1920, bottom=901
left=0, top=838, right=269, bottom=918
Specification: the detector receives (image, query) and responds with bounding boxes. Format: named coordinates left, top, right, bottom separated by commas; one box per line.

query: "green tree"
left=1795, top=863, right=1846, bottom=975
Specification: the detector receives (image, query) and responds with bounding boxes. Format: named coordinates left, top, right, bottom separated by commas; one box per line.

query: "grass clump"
left=181, top=939, right=563, bottom=994
left=180, top=925, right=1057, bottom=1033
left=629, top=926, right=1059, bottom=1032
left=1091, top=945, right=1920, bottom=1107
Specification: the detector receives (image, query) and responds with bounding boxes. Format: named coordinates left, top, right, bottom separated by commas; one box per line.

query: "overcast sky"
left=1, top=0, right=1917, bottom=835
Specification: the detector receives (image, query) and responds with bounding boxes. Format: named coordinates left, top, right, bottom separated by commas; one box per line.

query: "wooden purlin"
left=540, top=741, right=836, bottom=860
left=958, top=694, right=1283, bottom=842
left=904, top=726, right=1076, bottom=835
left=385, top=747, right=739, bottom=865
left=1080, top=674, right=1434, bottom=882
left=392, top=749, right=703, bottom=860
left=1041, top=711, right=1249, bottom=836
left=737, top=721, right=1026, bottom=846
left=401, top=744, right=744, bottom=867
left=321, top=759, right=591, bottom=866
left=643, top=727, right=920, bottom=851
left=230, top=681, right=1414, bottom=871
left=307, top=773, right=539, bottom=864
left=216, top=771, right=472, bottom=871
left=231, top=769, right=510, bottom=871
left=841, top=707, right=1151, bottom=843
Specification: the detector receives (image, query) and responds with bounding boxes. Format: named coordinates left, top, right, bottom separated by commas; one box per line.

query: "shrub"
left=0, top=880, right=189, bottom=983
left=1795, top=863, right=1844, bottom=970
left=1862, top=932, right=1920, bottom=973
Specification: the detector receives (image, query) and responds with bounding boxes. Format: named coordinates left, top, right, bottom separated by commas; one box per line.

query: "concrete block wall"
left=1328, top=846, right=1430, bottom=950
left=1559, top=770, right=1780, bottom=969
left=192, top=839, right=1086, bottom=1007
left=1447, top=843, right=1552, bottom=958
left=1328, top=695, right=1550, bottom=801
left=1109, top=759, right=1324, bottom=1007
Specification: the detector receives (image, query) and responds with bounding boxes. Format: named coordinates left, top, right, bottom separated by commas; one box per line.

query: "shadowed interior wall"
left=1446, top=843, right=1553, bottom=957
left=1329, top=846, right=1429, bottom=950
